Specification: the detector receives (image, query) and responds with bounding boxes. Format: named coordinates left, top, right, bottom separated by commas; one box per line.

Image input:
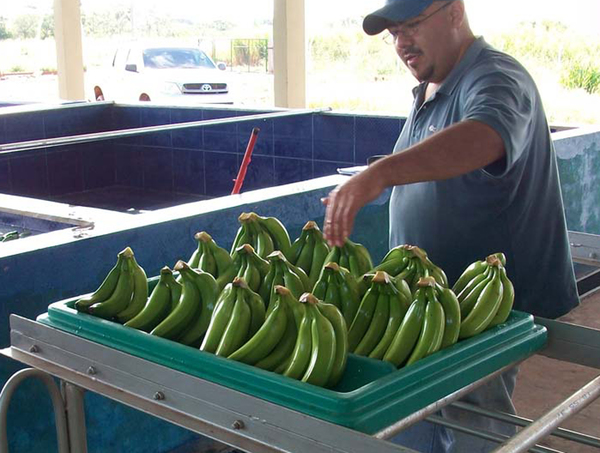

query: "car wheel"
left=94, top=87, right=105, bottom=101
left=139, top=94, right=151, bottom=102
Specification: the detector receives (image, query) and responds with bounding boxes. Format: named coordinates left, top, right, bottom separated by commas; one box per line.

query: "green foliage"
left=40, top=14, right=54, bottom=40
left=232, top=39, right=268, bottom=68
left=0, top=16, right=11, bottom=40
left=82, top=9, right=132, bottom=37
left=561, top=61, right=600, bottom=94
left=10, top=65, right=25, bottom=73
left=12, top=14, right=39, bottom=39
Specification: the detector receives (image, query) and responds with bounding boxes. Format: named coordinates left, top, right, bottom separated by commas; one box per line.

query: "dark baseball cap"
left=363, top=0, right=436, bottom=35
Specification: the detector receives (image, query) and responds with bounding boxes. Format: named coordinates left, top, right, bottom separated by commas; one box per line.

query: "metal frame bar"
left=451, top=401, right=600, bottom=448
left=0, top=368, right=71, bottom=453
left=0, top=108, right=330, bottom=155
left=492, top=374, right=600, bottom=453
left=4, top=315, right=416, bottom=453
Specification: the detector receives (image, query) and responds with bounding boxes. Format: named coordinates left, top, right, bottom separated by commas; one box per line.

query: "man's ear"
left=448, top=0, right=466, bottom=27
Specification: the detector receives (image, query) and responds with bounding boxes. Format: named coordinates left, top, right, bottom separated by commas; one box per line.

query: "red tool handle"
left=231, top=127, right=260, bottom=195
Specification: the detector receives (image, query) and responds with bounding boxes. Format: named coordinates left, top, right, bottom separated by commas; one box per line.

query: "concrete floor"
left=171, top=289, right=600, bottom=453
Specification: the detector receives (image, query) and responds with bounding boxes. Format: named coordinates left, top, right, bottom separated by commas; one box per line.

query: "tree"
left=0, top=16, right=11, bottom=40
left=13, top=14, right=39, bottom=39
left=40, top=14, right=54, bottom=39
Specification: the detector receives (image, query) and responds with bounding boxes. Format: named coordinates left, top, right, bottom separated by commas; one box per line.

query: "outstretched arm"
left=323, top=119, right=505, bottom=247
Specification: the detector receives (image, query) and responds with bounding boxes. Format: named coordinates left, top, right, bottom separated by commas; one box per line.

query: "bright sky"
left=1, top=0, right=599, bottom=36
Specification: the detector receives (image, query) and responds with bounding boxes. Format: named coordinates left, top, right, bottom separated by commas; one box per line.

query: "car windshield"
left=142, top=48, right=216, bottom=70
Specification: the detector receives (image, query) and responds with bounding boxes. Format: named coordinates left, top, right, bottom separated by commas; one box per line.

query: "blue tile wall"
left=1, top=104, right=408, bottom=201
left=141, top=107, right=173, bottom=147
left=83, top=142, right=117, bottom=190
left=9, top=150, right=49, bottom=197
left=0, top=116, right=6, bottom=144
left=274, top=156, right=313, bottom=185
left=355, top=116, right=405, bottom=164
left=173, top=148, right=205, bottom=195
left=142, top=146, right=174, bottom=192
left=46, top=146, right=84, bottom=195
left=5, top=111, right=46, bottom=143
left=239, top=154, right=275, bottom=192
left=0, top=155, right=11, bottom=193
left=204, top=150, right=238, bottom=196
left=115, top=144, right=144, bottom=188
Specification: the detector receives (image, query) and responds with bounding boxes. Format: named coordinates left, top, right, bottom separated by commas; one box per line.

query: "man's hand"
left=323, top=168, right=386, bottom=247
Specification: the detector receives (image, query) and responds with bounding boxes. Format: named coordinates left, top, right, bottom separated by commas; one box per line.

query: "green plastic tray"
left=37, top=295, right=546, bottom=434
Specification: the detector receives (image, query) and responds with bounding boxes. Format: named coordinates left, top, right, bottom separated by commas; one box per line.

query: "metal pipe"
left=374, top=362, right=520, bottom=440
left=492, top=373, right=600, bottom=453
left=62, top=383, right=88, bottom=453
left=0, top=368, right=70, bottom=453
left=452, top=401, right=600, bottom=448
left=0, top=108, right=331, bottom=155
left=428, top=416, right=564, bottom=453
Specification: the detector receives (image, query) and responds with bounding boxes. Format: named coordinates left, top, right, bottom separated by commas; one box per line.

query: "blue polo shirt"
left=389, top=37, right=579, bottom=318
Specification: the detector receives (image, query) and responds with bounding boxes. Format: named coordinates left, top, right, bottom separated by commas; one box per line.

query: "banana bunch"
left=383, top=276, right=461, bottom=367
left=347, top=271, right=412, bottom=359
left=199, top=277, right=266, bottom=356
left=229, top=286, right=348, bottom=388
left=124, top=266, right=181, bottom=332
left=288, top=221, right=330, bottom=288
left=312, top=262, right=361, bottom=327
left=322, top=238, right=373, bottom=278
left=371, top=244, right=448, bottom=293
left=258, top=251, right=309, bottom=306
left=230, top=244, right=271, bottom=293
left=230, top=212, right=292, bottom=259
left=453, top=253, right=515, bottom=340
left=186, top=231, right=235, bottom=290
left=75, top=247, right=149, bottom=323
left=149, top=261, right=219, bottom=345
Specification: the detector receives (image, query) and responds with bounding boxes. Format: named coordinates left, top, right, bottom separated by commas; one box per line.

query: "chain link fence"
left=198, top=38, right=270, bottom=73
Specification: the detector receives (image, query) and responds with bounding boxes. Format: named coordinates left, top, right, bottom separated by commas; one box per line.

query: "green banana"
left=228, top=296, right=287, bottom=365
left=452, top=259, right=488, bottom=294
left=289, top=228, right=309, bottom=264
left=459, top=266, right=504, bottom=339
left=309, top=240, right=330, bottom=288
left=315, top=300, right=348, bottom=388
left=256, top=226, right=276, bottom=258
left=215, top=288, right=252, bottom=357
left=436, top=284, right=461, bottom=348
left=177, top=265, right=219, bottom=347
left=162, top=270, right=183, bottom=311
left=458, top=266, right=494, bottom=318
left=301, top=300, right=337, bottom=387
left=354, top=290, right=389, bottom=356
left=255, top=286, right=299, bottom=371
left=372, top=257, right=408, bottom=276
left=88, top=254, right=135, bottom=319
left=487, top=266, right=515, bottom=328
left=200, top=284, right=238, bottom=353
left=295, top=233, right=315, bottom=275
left=256, top=214, right=292, bottom=259
left=198, top=247, right=218, bottom=276
left=151, top=261, right=200, bottom=340
left=379, top=246, right=409, bottom=265
left=283, top=308, right=313, bottom=380
left=406, top=291, right=445, bottom=366
left=383, top=290, right=426, bottom=367
left=124, top=266, right=172, bottom=332
left=347, top=285, right=379, bottom=352
left=115, top=252, right=149, bottom=323
left=246, top=288, right=267, bottom=337
left=369, top=285, right=408, bottom=360
left=75, top=251, right=124, bottom=312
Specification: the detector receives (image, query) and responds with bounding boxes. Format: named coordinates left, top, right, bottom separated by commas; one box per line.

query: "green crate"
left=37, top=296, right=546, bottom=434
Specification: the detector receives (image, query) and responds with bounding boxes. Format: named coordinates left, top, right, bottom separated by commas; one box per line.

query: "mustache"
left=401, top=46, right=422, bottom=55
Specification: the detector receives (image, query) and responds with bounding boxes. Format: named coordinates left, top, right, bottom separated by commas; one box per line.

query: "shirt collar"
left=411, top=36, right=488, bottom=100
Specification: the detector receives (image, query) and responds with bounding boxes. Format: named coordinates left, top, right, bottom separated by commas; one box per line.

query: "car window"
left=113, top=48, right=128, bottom=69
left=142, top=48, right=216, bottom=70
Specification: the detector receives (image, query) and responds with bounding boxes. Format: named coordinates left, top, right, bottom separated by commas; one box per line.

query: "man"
left=323, top=0, right=580, bottom=451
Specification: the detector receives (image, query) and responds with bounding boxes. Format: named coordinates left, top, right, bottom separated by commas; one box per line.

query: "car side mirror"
left=125, top=64, right=138, bottom=72
left=217, top=62, right=227, bottom=71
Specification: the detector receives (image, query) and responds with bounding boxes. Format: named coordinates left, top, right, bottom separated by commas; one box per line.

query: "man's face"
left=387, top=1, right=457, bottom=83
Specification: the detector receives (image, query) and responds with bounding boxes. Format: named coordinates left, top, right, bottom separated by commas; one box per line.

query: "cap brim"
left=362, top=0, right=434, bottom=35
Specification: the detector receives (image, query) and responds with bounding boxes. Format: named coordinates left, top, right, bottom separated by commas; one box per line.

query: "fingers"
left=324, top=185, right=356, bottom=248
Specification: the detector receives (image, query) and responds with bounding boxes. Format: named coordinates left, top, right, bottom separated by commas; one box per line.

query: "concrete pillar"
left=54, top=0, right=85, bottom=100
left=273, top=0, right=306, bottom=108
